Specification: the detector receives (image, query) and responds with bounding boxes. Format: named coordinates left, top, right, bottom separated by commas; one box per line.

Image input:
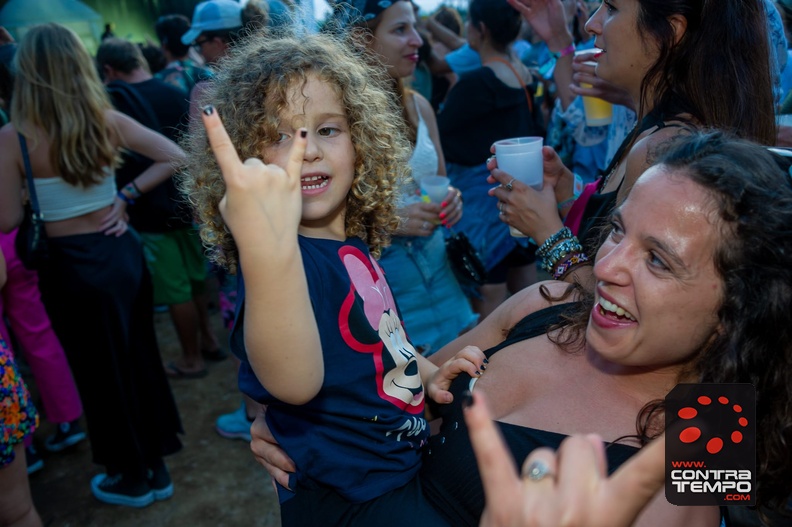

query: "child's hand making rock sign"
left=201, top=105, right=308, bottom=247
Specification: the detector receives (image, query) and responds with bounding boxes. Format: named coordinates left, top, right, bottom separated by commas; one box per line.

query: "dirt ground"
left=24, top=308, right=281, bottom=527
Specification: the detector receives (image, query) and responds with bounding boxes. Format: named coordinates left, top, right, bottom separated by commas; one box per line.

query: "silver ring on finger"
left=422, top=221, right=430, bottom=230
left=523, top=460, right=555, bottom=482
left=505, top=178, right=516, bottom=191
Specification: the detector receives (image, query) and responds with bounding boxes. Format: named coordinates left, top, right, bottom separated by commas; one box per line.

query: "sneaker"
left=147, top=460, right=174, bottom=501
left=90, top=473, right=154, bottom=508
left=215, top=403, right=253, bottom=442
left=44, top=419, right=87, bottom=452
left=25, top=445, right=44, bottom=475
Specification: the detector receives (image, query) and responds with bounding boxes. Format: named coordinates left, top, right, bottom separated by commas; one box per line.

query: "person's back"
left=0, top=23, right=186, bottom=509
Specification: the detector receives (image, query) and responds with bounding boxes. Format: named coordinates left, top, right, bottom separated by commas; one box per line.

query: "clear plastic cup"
left=419, top=175, right=450, bottom=204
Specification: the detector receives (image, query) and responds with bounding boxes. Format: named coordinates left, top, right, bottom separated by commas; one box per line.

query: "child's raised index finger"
left=201, top=105, right=242, bottom=174
left=285, top=129, right=308, bottom=183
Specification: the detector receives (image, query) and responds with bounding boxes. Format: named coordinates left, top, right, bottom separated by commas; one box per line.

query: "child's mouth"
left=301, top=175, right=329, bottom=190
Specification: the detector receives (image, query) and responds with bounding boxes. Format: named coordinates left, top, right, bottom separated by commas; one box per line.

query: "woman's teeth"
left=598, top=297, right=636, bottom=321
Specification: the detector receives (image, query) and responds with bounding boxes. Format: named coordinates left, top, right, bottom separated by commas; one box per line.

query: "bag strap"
left=484, top=57, right=533, bottom=113
left=17, top=133, right=41, bottom=217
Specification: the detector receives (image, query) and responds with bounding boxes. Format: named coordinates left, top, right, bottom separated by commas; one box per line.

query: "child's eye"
left=318, top=127, right=340, bottom=138
left=275, top=132, right=290, bottom=144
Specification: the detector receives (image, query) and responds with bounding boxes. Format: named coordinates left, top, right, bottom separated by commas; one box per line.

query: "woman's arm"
left=0, top=124, right=24, bottom=233
left=109, top=109, right=186, bottom=193
left=430, top=280, right=569, bottom=364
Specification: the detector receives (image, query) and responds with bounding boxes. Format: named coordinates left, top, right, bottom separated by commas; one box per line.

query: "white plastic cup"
left=419, top=175, right=450, bottom=204
left=494, top=137, right=543, bottom=191
left=494, top=137, right=543, bottom=237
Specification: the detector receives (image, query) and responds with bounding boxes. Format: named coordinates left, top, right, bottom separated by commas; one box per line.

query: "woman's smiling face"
left=586, top=164, right=724, bottom=372
left=370, top=0, right=423, bottom=80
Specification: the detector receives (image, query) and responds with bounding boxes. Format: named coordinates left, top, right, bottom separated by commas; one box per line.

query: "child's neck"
left=298, top=223, right=346, bottom=241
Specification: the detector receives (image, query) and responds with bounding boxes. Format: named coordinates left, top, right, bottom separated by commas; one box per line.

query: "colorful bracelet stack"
left=118, top=181, right=142, bottom=206
left=536, top=226, right=591, bottom=278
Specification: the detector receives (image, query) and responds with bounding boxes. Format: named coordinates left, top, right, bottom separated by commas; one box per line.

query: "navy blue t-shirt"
left=232, top=236, right=429, bottom=503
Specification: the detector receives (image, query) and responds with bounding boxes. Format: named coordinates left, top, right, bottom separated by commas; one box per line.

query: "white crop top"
left=34, top=170, right=116, bottom=222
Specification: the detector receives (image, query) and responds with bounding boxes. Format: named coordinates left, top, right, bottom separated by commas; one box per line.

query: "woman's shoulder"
left=490, top=280, right=575, bottom=332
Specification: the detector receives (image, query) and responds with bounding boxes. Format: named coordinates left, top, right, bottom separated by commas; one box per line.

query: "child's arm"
left=203, top=108, right=323, bottom=405
left=417, top=346, right=486, bottom=419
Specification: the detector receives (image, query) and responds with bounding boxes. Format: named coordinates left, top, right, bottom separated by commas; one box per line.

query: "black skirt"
left=37, top=230, right=182, bottom=476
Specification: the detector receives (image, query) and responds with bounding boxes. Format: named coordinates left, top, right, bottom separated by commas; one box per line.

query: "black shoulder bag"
left=15, top=133, right=50, bottom=270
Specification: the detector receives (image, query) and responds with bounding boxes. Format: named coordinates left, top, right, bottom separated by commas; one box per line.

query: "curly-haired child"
left=182, top=31, right=485, bottom=526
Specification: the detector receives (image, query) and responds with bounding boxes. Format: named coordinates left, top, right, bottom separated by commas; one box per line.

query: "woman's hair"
left=11, top=23, right=117, bottom=186
left=468, top=0, right=523, bottom=52
left=181, top=31, right=410, bottom=271
left=634, top=0, right=776, bottom=145
left=657, top=131, right=792, bottom=511
left=548, top=131, right=792, bottom=511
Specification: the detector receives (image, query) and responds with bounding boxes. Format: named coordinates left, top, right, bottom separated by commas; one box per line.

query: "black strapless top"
left=420, top=304, right=639, bottom=527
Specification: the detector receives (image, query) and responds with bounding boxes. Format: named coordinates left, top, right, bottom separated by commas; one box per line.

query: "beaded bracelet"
left=536, top=227, right=573, bottom=261
left=552, top=252, right=591, bottom=280
left=541, top=238, right=583, bottom=274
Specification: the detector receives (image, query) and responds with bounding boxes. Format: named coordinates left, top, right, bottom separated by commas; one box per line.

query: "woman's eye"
left=608, top=219, right=624, bottom=238
left=648, top=252, right=669, bottom=271
left=603, top=1, right=616, bottom=13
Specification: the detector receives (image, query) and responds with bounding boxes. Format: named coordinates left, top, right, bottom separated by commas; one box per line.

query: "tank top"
left=401, top=96, right=439, bottom=206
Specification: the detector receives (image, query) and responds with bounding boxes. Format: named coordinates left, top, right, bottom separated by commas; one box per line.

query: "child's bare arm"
left=203, top=107, right=323, bottom=405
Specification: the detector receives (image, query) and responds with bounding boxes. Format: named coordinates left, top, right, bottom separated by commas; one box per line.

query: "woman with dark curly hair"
left=254, top=131, right=792, bottom=525
left=182, top=30, right=484, bottom=526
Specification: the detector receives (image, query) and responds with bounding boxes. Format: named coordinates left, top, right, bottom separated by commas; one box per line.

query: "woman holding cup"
left=490, top=0, right=776, bottom=288
left=437, top=0, right=546, bottom=319
left=337, top=0, right=477, bottom=354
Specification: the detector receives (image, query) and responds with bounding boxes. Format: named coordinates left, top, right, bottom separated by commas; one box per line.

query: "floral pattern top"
left=1, top=334, right=38, bottom=467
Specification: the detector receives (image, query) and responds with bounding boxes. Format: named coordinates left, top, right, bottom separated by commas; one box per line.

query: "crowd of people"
left=1, top=0, right=792, bottom=526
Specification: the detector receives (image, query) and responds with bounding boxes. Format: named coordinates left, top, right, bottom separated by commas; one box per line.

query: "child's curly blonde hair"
left=180, top=31, right=411, bottom=271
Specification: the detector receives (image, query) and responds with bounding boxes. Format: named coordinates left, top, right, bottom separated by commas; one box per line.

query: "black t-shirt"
left=108, top=78, right=192, bottom=232
left=438, top=67, right=545, bottom=167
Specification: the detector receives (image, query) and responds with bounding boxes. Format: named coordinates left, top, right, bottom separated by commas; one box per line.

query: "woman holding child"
left=254, top=130, right=792, bottom=526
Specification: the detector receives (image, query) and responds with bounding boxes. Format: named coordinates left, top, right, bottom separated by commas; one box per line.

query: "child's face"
left=262, top=74, right=356, bottom=240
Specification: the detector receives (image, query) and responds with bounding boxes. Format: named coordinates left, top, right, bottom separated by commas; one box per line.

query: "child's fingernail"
left=300, top=129, right=307, bottom=138
left=461, top=390, right=473, bottom=409
left=441, top=201, right=448, bottom=208
left=483, top=358, right=489, bottom=365
left=439, top=212, right=446, bottom=219
left=202, top=105, right=214, bottom=116
left=474, top=370, right=481, bottom=376
left=480, top=364, right=487, bottom=371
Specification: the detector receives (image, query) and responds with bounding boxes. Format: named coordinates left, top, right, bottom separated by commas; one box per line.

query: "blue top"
left=232, top=235, right=429, bottom=503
